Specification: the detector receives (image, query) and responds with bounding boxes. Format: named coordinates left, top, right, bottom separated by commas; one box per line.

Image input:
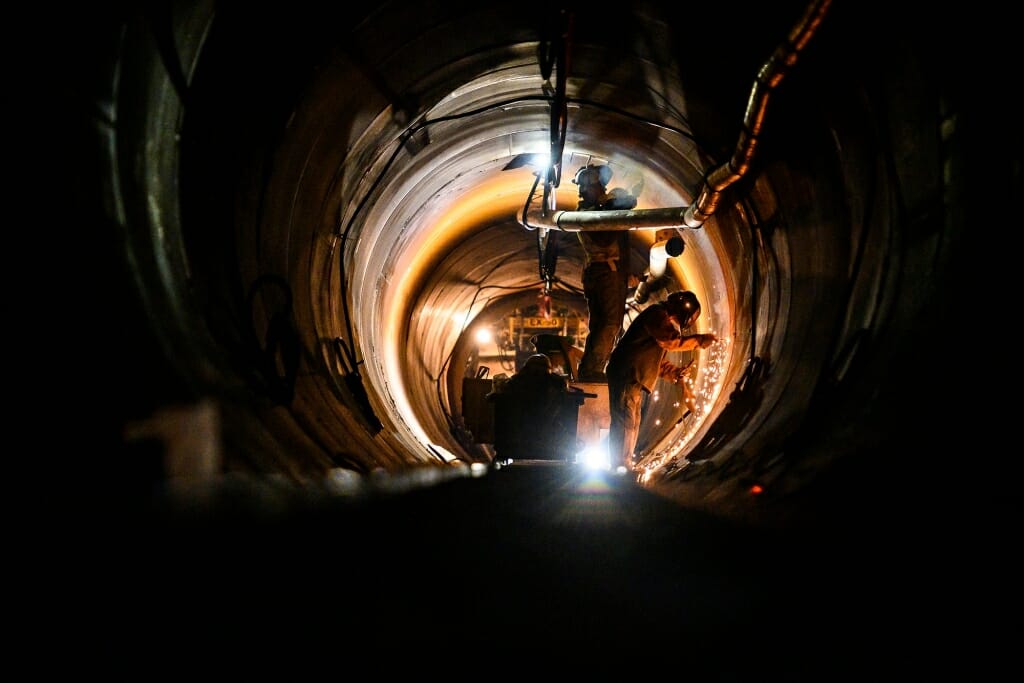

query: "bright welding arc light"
left=580, top=443, right=610, bottom=471
left=474, top=327, right=493, bottom=345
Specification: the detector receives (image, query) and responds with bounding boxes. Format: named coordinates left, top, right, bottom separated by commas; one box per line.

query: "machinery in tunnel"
left=59, top=0, right=1015, bottom=531
left=455, top=228, right=692, bottom=468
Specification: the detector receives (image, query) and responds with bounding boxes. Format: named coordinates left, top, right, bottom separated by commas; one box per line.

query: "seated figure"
left=488, top=354, right=580, bottom=463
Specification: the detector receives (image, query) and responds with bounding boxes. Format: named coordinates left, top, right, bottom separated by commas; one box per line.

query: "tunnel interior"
left=42, top=0, right=1024, bottom=667
left=61, top=0, right=1015, bottom=534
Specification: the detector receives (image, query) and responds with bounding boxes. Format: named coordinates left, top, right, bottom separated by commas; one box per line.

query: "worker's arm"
left=646, top=308, right=717, bottom=351
left=657, top=334, right=715, bottom=352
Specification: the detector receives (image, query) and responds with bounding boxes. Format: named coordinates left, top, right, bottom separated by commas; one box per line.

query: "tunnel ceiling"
left=73, top=0, right=996, bottom=529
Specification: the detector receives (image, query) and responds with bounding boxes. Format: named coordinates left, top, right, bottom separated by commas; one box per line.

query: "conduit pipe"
left=520, top=206, right=692, bottom=232
left=632, top=236, right=685, bottom=304
left=520, top=0, right=832, bottom=234
left=682, top=0, right=832, bottom=228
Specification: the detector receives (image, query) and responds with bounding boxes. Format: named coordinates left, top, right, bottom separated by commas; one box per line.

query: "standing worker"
left=605, top=290, right=716, bottom=472
left=572, top=163, right=638, bottom=382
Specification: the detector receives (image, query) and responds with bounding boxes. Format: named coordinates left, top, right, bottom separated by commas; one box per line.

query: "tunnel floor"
left=53, top=458, right=1012, bottom=676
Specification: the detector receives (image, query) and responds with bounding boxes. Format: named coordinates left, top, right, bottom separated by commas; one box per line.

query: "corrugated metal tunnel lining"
left=90, top=0, right=970, bottom=527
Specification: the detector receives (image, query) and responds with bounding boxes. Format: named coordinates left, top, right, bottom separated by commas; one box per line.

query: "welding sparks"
left=637, top=335, right=730, bottom=479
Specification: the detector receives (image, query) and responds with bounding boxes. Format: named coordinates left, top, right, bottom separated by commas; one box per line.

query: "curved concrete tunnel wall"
left=73, top=0, right=1003, bottom=530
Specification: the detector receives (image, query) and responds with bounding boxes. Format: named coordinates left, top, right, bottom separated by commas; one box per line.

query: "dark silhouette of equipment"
left=487, top=354, right=586, bottom=463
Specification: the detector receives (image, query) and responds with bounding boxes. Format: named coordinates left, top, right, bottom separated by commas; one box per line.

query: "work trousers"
left=607, top=373, right=646, bottom=470
left=578, top=262, right=627, bottom=380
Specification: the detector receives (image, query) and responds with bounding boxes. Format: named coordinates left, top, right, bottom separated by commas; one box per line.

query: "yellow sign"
left=525, top=317, right=562, bottom=328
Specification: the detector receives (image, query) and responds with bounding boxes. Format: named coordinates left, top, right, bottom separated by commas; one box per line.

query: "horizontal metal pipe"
left=520, top=206, right=692, bottom=232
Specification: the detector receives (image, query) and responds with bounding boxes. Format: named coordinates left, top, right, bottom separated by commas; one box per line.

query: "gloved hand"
left=659, top=359, right=694, bottom=384
left=694, top=333, right=717, bottom=349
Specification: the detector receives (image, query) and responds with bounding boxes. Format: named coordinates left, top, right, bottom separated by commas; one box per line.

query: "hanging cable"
left=533, top=9, right=573, bottom=302
left=544, top=9, right=571, bottom=208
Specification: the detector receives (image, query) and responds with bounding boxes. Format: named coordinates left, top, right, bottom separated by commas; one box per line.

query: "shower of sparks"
left=637, top=336, right=730, bottom=480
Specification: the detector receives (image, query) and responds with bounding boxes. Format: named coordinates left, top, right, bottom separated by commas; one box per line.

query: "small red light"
left=537, top=291, right=552, bottom=318
left=749, top=484, right=763, bottom=495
